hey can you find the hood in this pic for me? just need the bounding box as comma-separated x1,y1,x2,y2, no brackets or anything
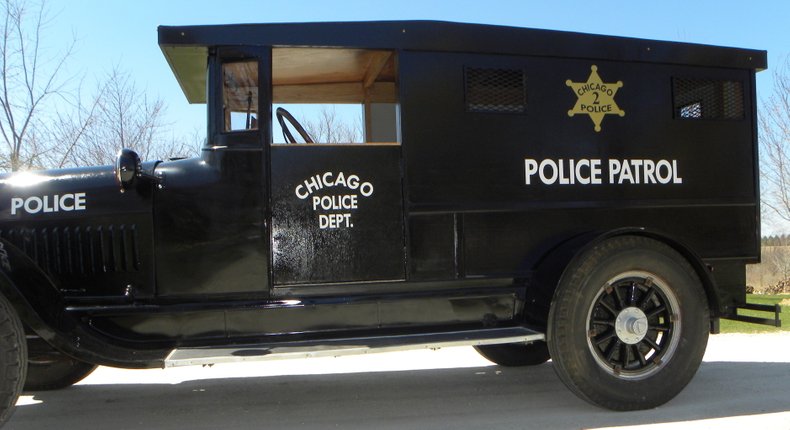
0,163,157,296
0,164,156,223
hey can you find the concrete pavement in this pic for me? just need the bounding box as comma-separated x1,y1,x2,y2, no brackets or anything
10,333,790,429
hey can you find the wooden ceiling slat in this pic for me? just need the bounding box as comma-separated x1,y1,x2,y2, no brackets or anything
273,82,397,104
272,48,397,103
363,52,393,89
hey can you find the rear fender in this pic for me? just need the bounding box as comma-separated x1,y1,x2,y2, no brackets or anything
527,228,718,326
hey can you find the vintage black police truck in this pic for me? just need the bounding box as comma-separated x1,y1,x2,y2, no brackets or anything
0,20,777,424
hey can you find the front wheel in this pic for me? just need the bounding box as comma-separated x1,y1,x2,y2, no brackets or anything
24,341,97,391
0,294,27,426
548,236,709,410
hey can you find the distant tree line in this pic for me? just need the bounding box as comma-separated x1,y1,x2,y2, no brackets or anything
0,0,198,173
749,235,790,292
761,235,790,246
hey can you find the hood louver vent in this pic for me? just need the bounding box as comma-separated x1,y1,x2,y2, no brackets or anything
0,224,141,275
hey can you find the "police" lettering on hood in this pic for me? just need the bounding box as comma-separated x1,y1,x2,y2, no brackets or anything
10,193,87,215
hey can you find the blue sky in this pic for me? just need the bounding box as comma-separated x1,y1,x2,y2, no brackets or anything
47,0,788,138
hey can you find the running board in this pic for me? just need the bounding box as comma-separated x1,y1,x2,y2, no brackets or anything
165,327,544,368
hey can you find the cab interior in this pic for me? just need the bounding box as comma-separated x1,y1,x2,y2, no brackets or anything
221,47,400,145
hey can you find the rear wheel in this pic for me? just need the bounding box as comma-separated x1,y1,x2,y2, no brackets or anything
474,341,550,366
0,294,27,426
24,340,97,391
548,236,709,410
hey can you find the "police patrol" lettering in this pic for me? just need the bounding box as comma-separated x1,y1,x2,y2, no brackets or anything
525,159,682,185
10,193,87,215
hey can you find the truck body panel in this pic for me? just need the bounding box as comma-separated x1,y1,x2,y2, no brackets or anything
0,20,768,370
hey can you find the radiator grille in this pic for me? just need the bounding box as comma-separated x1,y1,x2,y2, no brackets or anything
0,224,141,275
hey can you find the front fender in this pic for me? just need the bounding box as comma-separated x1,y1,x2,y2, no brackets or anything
0,238,68,342
0,238,166,368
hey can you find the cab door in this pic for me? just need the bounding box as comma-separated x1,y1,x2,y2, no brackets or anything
154,47,271,297
268,48,405,286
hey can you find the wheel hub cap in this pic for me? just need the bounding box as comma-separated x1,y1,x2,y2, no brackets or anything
615,307,649,344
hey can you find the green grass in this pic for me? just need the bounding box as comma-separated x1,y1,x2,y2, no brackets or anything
719,294,789,334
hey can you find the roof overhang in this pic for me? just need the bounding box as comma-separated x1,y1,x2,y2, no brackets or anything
158,21,768,103
161,45,208,104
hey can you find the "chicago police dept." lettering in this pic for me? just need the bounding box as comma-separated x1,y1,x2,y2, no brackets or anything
294,172,373,230
295,172,373,199
10,193,87,215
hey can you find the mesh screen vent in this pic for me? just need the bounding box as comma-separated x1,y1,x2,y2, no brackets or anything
465,67,526,114
673,78,744,120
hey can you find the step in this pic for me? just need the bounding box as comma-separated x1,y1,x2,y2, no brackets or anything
164,327,544,368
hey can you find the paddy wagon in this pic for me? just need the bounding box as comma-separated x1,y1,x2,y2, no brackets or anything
0,21,775,425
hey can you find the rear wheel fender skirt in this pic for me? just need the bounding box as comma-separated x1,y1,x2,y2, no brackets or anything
531,228,717,316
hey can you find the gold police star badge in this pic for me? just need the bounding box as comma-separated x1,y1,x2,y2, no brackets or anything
566,65,625,132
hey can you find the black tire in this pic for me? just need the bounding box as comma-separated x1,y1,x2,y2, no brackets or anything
474,341,550,366
548,236,709,411
24,351,97,391
0,294,27,426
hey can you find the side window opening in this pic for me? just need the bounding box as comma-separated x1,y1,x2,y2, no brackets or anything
271,48,399,145
274,104,363,144
223,60,259,132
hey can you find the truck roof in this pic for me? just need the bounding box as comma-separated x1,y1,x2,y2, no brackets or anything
158,20,767,104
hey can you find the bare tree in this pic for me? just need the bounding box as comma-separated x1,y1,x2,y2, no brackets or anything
0,0,72,171
303,105,363,143
0,0,196,171
47,79,101,167
63,67,196,167
760,57,790,222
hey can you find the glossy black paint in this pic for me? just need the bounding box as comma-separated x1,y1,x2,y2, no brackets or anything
400,52,756,208
270,145,404,285
0,165,156,298
396,48,760,312
153,150,268,297
408,214,457,280
153,47,270,298
0,21,767,368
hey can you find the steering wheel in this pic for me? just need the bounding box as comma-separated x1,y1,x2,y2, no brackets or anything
276,107,314,144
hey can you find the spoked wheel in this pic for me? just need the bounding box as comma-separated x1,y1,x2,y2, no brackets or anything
587,271,680,379
548,236,709,411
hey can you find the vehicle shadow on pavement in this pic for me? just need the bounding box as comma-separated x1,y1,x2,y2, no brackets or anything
10,361,790,430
